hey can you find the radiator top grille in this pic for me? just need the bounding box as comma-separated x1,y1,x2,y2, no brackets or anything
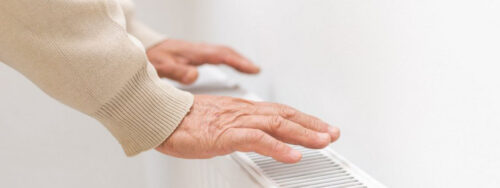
233,146,384,188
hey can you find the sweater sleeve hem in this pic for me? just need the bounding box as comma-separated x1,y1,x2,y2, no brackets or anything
93,64,194,156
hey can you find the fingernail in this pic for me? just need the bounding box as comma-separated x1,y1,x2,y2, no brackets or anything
288,150,302,161
328,126,340,142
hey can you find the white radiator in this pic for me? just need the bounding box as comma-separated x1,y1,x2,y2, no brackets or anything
231,146,385,188
145,67,385,188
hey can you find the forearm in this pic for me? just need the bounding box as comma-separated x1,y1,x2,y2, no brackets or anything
0,0,193,156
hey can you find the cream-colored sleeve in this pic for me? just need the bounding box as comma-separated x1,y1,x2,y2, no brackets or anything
119,0,166,48
0,0,194,156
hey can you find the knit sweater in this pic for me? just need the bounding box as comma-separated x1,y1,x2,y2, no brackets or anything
0,0,194,156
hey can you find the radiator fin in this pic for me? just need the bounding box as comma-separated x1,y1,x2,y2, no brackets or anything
233,145,384,188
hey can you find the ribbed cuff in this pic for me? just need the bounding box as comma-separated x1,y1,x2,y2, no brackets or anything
93,65,194,156
128,20,166,49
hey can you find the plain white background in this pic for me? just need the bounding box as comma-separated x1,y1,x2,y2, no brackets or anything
1,0,500,187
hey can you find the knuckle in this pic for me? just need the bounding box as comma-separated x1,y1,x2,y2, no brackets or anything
216,45,231,54
247,105,259,114
279,105,297,118
248,131,265,143
269,116,283,131
271,141,286,153
302,129,313,138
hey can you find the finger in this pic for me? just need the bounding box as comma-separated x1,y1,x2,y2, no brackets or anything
197,45,260,74
223,128,302,163
219,47,260,74
254,103,340,142
237,115,331,148
174,56,190,65
154,55,199,84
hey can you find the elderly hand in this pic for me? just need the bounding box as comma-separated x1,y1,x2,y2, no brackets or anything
156,95,340,163
146,39,260,84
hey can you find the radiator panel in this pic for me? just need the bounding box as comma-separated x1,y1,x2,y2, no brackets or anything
232,146,385,188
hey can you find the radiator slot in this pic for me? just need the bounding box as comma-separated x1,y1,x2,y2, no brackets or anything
232,145,385,188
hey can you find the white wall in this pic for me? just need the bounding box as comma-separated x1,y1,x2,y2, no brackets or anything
1,0,499,187
135,0,500,187
0,63,151,187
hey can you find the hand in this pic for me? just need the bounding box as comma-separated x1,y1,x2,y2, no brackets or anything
156,95,340,163
146,39,260,84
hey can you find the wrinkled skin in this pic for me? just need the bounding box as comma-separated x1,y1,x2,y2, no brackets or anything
156,95,340,163
148,40,340,163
